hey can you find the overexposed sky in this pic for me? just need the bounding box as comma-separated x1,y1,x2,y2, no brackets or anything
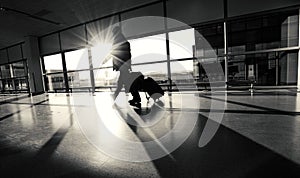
43,28,195,76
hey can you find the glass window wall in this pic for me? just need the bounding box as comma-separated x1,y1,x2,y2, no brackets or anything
43,54,63,73
65,48,89,71
0,65,11,78
228,55,246,81
169,29,195,59
68,70,91,88
45,73,65,91
279,51,298,85
39,8,300,92
91,43,113,68
224,10,299,86
129,34,167,64
228,11,299,52
12,61,26,77
0,61,28,93
94,68,118,87
132,63,168,83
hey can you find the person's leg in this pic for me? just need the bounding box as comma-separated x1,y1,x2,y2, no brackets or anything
113,71,124,100
129,90,141,107
114,67,131,99
130,90,141,102
113,81,122,100
129,76,141,104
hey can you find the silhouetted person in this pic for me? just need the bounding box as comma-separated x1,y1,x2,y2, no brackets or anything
109,26,141,106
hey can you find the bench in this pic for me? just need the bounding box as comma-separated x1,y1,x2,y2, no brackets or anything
226,79,256,91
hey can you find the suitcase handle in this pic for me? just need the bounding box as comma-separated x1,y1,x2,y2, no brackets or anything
144,92,150,100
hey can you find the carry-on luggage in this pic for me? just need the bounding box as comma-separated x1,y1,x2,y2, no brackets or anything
143,77,164,101
126,72,144,93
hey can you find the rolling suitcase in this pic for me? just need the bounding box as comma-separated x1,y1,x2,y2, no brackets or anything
143,77,164,101
127,72,144,93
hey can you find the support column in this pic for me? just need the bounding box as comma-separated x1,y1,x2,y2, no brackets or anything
23,36,45,95
297,9,300,91
85,24,95,94
163,0,172,91
61,52,70,93
223,0,228,89
88,48,95,93
275,52,279,86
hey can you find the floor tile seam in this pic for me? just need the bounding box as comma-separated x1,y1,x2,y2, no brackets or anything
198,112,300,165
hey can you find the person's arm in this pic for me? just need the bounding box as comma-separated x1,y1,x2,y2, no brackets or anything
113,74,123,100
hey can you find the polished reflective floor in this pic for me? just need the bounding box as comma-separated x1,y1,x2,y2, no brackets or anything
0,90,300,177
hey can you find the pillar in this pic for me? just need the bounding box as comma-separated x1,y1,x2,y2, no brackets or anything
23,36,45,95
297,9,300,91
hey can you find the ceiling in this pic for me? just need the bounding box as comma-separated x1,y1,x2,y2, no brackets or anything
0,0,151,49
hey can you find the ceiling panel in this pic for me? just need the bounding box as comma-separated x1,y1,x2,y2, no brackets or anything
0,0,151,48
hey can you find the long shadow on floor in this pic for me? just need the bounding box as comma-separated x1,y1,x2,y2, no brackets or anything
165,108,300,116
0,99,49,121
6,114,74,177
199,94,300,116
129,105,300,178
0,94,29,106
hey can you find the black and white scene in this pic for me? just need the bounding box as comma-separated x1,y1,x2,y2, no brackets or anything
0,0,300,177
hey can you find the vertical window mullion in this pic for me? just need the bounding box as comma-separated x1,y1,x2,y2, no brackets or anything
59,32,70,93
85,24,95,93
163,0,172,91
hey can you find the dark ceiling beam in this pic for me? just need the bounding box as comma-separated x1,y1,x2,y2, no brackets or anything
40,0,166,37
1,6,61,25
